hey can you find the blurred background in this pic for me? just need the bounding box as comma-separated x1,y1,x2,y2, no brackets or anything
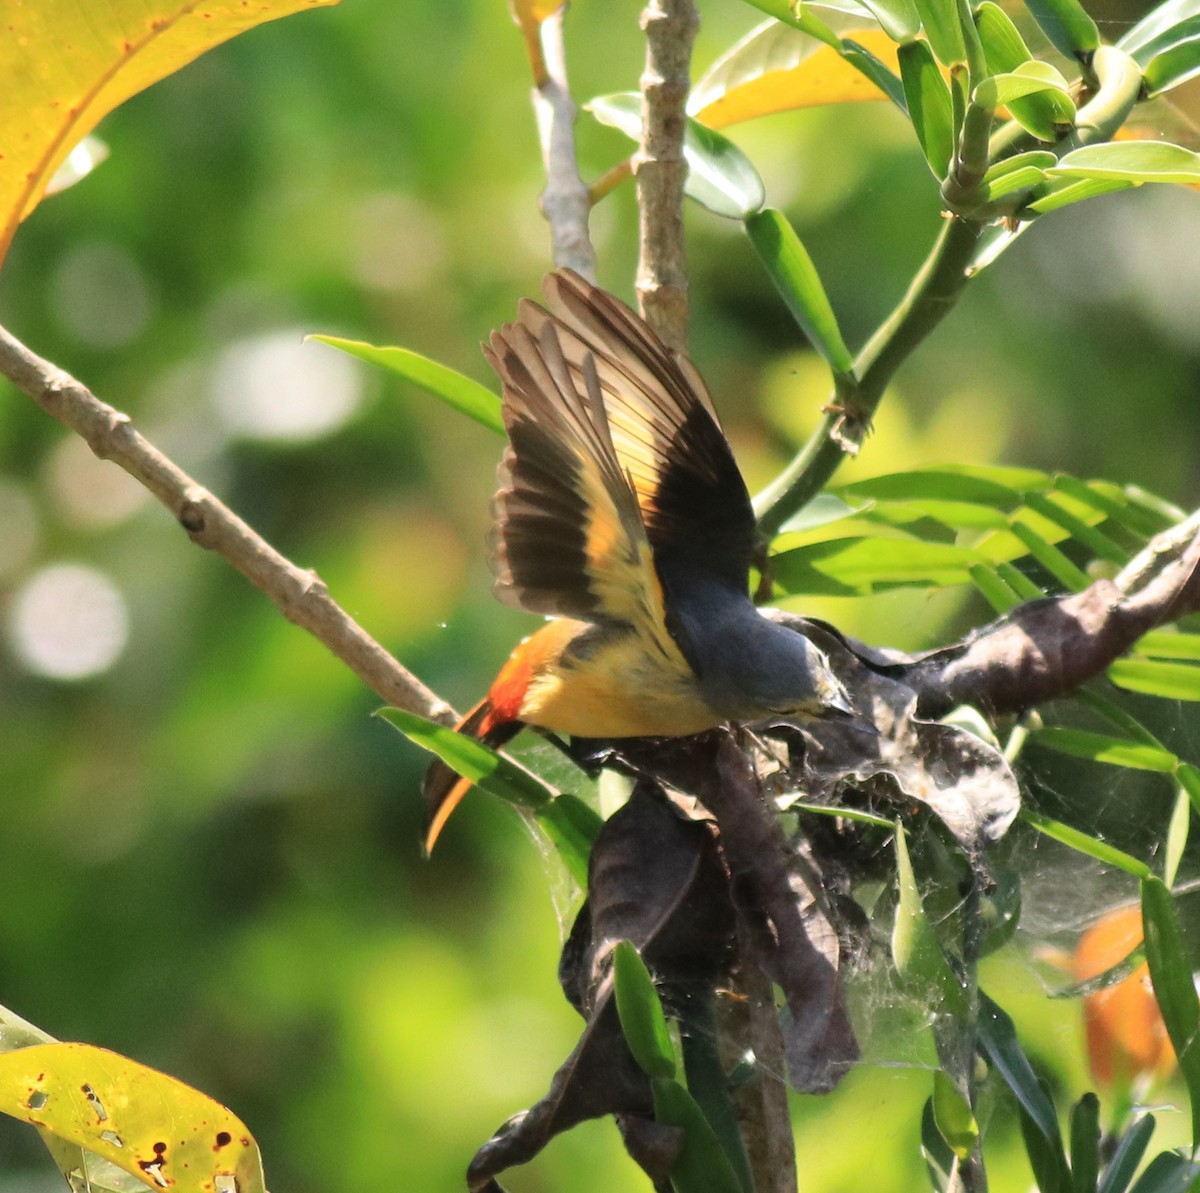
2,0,1200,1189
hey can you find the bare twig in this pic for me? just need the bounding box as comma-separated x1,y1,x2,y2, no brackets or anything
519,4,596,279
635,0,698,349
0,323,455,725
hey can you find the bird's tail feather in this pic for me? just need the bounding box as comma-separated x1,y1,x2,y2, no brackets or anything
422,699,521,854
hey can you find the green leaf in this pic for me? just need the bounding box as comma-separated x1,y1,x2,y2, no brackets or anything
1095,1115,1155,1193
994,560,1045,601
1144,33,1200,94
1119,0,1200,61
376,707,554,809
922,1097,957,1192
976,2,1033,70
912,0,966,64
744,209,854,373
892,826,968,1014
971,563,1022,613
972,62,1076,139
739,0,844,47
771,536,981,595
1020,809,1152,878
840,468,1023,505
980,150,1056,200
1025,176,1137,215
855,0,921,41
1008,520,1091,590
1136,631,1200,661
932,1071,979,1159
1126,12,1200,62
1050,141,1200,185
613,941,677,1081
1141,876,1200,1148
311,336,503,434
974,61,1072,108
1048,943,1143,999
1069,1093,1101,1193
1165,785,1190,889
1023,491,1129,563
651,1077,745,1193
978,992,1066,1148
1128,1151,1200,1193
534,794,602,887
1109,658,1200,702
1023,0,1099,59
1026,727,1179,774
588,93,766,218
899,40,956,177
841,38,910,110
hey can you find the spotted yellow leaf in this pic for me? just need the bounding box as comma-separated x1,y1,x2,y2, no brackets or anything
0,1043,266,1193
690,19,899,129
0,0,339,267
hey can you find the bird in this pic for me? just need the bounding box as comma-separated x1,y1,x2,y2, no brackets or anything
422,269,856,852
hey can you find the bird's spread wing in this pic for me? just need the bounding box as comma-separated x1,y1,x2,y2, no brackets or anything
486,269,757,645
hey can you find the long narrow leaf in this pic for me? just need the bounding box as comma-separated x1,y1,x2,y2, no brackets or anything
745,208,854,373
1109,659,1200,702
311,336,503,434
1141,876,1200,1148
912,0,966,64
1069,1093,1101,1193
1024,0,1099,58
1144,34,1200,94
1050,141,1200,184
899,40,956,176
1027,727,1179,774
1096,1116,1156,1193
614,941,677,1080
1020,809,1152,878
978,992,1065,1146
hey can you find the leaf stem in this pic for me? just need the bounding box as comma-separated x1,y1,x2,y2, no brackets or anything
754,215,984,537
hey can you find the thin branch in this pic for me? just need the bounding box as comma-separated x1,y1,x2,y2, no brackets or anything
635,0,698,349
521,5,596,279
0,323,456,725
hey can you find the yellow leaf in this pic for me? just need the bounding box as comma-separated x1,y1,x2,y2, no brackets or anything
0,0,339,267
0,1042,266,1193
690,20,898,130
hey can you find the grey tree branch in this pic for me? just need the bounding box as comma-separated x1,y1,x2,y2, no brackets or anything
635,0,697,349
0,323,456,726
523,5,596,279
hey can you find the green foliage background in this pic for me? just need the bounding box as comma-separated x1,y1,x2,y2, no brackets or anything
1,0,1200,1189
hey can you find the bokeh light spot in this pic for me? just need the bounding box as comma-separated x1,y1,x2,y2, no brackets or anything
211,331,364,441
51,241,155,349
46,436,152,529
8,563,129,680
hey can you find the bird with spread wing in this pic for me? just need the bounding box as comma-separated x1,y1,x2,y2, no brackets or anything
423,269,856,851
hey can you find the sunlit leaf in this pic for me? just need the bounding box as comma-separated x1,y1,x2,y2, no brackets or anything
771,536,981,594
613,941,676,1081
1108,658,1200,701
0,1043,265,1193
1024,176,1137,214
840,39,910,109
376,708,553,809
840,467,1023,505
899,40,956,177
738,0,844,47
1119,0,1200,61
534,795,602,887
0,0,337,268
690,19,901,128
971,563,1022,612
744,208,854,373
1020,809,1152,878
1023,0,1099,59
1141,876,1200,1148
1008,520,1090,590
973,62,1076,139
311,336,503,434
976,2,1034,71
1027,727,1178,774
912,0,966,65
588,94,766,218
1144,34,1200,95
1050,141,1200,184
932,1071,978,1159
1136,631,1200,660
1165,786,1190,888
981,151,1056,201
